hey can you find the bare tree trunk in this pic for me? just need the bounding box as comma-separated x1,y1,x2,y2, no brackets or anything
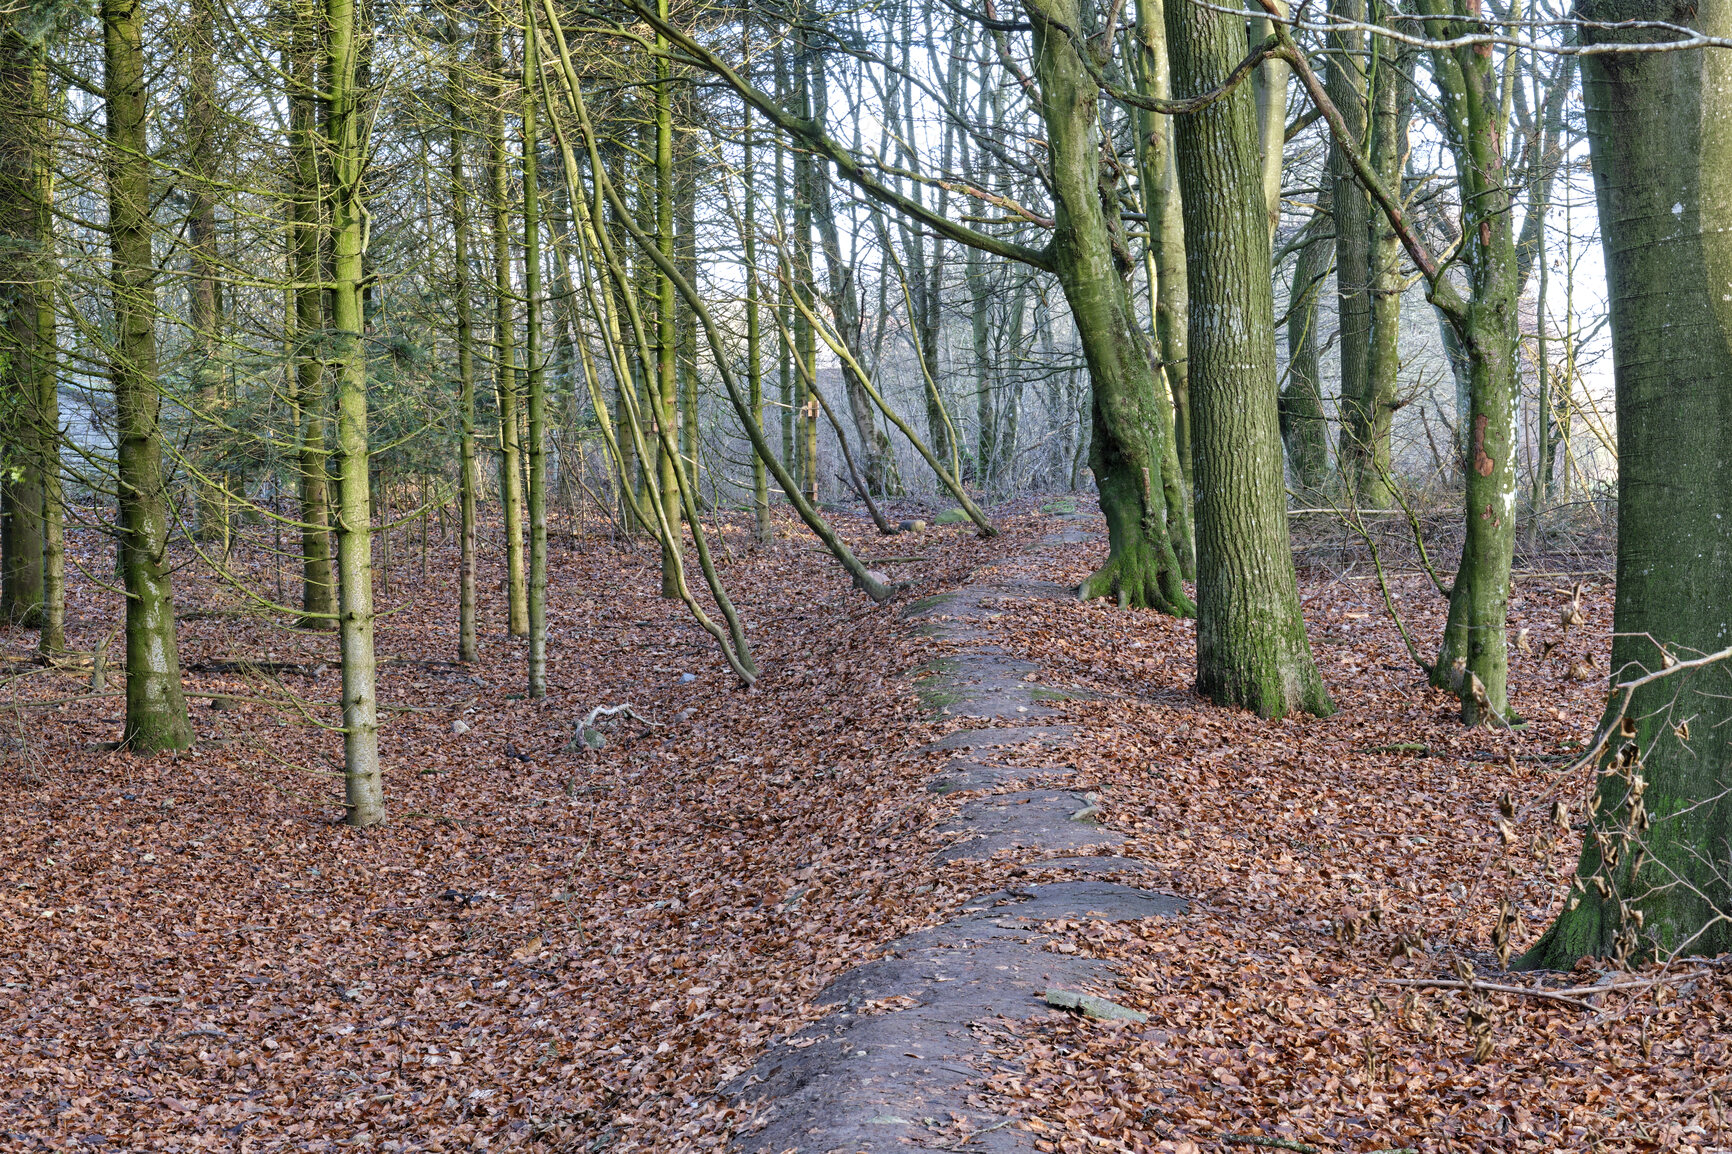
324,0,383,824
487,13,529,633
445,27,479,662
1165,0,1333,717
289,0,335,630
523,16,548,698
104,0,194,752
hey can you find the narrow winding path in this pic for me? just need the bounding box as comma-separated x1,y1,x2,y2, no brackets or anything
726,519,1186,1152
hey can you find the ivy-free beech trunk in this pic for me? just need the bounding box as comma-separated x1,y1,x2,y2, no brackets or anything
1166,0,1332,717
324,0,383,825
1524,0,1732,967
104,0,193,752
1025,0,1192,616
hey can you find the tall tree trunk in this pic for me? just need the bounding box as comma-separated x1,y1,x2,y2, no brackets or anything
1,27,49,632
1327,0,1373,494
791,34,818,503
1351,19,1411,507
652,0,684,593
1280,191,1333,489
1524,0,1732,966
969,240,995,490
188,0,228,546
742,36,772,541
445,31,479,662
1424,28,1521,726
1165,0,1333,717
522,17,548,699
324,0,383,825
288,0,335,630
1023,0,1192,616
487,14,529,633
675,114,700,496
103,0,194,752
1132,0,1195,574
1250,0,1290,243
29,44,62,655
773,38,795,480
809,52,901,496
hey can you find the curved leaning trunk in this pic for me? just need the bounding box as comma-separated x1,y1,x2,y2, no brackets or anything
1525,0,1732,967
1025,0,1192,617
1165,0,1333,718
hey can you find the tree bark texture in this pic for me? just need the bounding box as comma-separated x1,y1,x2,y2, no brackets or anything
104,0,195,752
1025,0,1192,616
1525,0,1732,967
325,0,384,825
1165,0,1333,717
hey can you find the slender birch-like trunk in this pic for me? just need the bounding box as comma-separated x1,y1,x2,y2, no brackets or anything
324,0,383,824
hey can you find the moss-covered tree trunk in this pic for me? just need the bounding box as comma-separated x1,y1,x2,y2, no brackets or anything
1420,8,1521,726
104,0,194,752
28,42,62,655
1,28,50,633
324,0,383,826
1524,0,1732,967
1024,0,1191,616
288,0,335,631
1165,0,1333,717
1133,0,1194,515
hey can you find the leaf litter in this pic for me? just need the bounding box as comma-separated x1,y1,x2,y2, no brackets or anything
0,500,1725,1153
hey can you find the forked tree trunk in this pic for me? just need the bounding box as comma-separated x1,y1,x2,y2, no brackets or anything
1165,0,1333,717
104,0,194,752
1524,0,1732,967
1024,0,1192,616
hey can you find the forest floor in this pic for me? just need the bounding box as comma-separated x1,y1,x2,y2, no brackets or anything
1,498,1728,1153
